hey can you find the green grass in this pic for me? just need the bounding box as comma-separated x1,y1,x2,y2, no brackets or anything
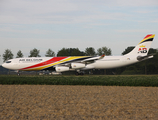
0,75,158,86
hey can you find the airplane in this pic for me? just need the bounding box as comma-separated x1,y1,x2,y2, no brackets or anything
2,34,155,75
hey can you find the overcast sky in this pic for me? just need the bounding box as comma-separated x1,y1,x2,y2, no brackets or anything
0,0,158,64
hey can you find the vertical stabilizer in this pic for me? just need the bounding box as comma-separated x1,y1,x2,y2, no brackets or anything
125,34,155,56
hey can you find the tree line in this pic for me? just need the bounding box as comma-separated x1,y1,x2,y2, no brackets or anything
2,46,111,62
2,46,158,75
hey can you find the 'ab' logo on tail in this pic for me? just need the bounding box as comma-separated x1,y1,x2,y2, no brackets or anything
138,45,147,53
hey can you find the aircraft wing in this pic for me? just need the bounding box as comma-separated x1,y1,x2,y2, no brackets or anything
56,55,105,67
81,54,105,64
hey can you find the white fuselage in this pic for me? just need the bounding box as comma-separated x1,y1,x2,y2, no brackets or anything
2,55,138,71
84,55,138,69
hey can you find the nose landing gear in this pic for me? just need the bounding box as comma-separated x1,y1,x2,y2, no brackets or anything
17,70,20,76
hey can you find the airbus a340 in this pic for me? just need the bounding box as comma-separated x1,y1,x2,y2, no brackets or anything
2,34,155,74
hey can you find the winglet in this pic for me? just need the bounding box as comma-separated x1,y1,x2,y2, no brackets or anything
99,54,105,59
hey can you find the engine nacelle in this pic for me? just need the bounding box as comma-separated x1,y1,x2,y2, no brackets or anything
71,63,85,69
55,66,69,72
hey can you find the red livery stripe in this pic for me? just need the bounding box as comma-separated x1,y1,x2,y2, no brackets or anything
144,34,152,39
21,57,67,70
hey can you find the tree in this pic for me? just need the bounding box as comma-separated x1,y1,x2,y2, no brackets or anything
96,46,111,75
45,49,55,57
57,48,85,56
28,48,41,57
3,49,14,62
120,47,158,75
142,48,158,74
97,46,112,56
70,48,85,56
16,50,24,58
122,46,135,55
85,47,96,56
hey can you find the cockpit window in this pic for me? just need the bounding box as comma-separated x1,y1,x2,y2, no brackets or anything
6,61,11,63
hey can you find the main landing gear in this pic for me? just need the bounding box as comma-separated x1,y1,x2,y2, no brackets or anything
75,70,84,75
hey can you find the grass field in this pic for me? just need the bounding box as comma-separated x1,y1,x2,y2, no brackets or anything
0,75,158,86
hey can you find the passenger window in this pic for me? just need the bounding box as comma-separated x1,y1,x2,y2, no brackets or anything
6,61,11,63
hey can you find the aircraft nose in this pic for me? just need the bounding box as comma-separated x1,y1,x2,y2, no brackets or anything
2,63,7,68
2,61,18,70
2,63,12,70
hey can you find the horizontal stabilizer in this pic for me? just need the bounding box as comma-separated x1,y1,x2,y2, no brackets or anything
137,53,156,61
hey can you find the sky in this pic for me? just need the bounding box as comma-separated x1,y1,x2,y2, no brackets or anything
0,0,158,65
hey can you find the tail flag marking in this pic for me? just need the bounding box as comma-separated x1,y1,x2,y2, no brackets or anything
138,34,155,45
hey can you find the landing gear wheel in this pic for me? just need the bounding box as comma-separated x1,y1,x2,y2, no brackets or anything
75,71,84,75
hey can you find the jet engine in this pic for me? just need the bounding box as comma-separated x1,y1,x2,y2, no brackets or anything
55,66,69,72
71,63,85,69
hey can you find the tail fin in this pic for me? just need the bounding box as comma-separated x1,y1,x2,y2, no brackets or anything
125,34,155,56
